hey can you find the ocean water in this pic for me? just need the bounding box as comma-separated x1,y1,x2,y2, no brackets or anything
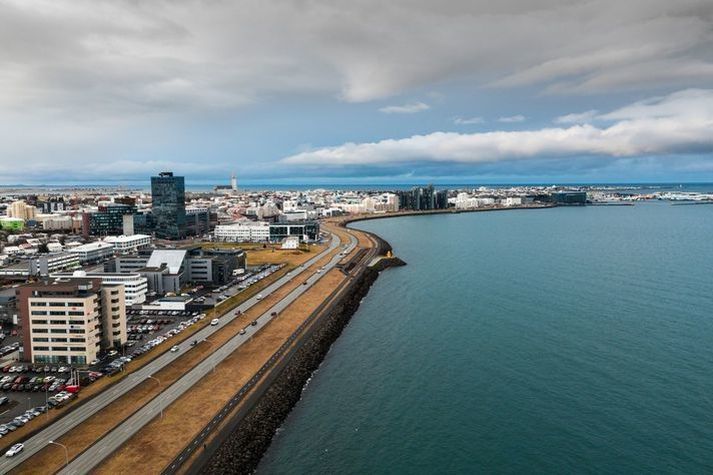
259,202,713,474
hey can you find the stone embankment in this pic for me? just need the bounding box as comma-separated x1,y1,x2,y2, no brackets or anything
200,228,403,475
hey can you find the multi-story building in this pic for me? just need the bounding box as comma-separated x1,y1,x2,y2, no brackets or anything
107,246,245,293
30,253,80,276
83,203,137,237
69,241,115,263
214,221,271,242
16,278,127,364
0,252,80,279
269,221,320,242
552,192,587,205
6,201,37,221
214,220,319,243
186,207,211,236
395,185,449,211
40,215,75,231
36,197,66,214
151,172,186,240
52,271,148,305
103,234,152,254
0,288,17,326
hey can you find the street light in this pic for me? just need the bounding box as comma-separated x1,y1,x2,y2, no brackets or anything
48,440,69,467
147,375,163,420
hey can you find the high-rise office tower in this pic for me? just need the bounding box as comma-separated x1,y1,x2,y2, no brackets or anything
150,171,186,240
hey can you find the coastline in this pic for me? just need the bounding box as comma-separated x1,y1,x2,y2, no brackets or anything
194,205,550,474
195,226,402,474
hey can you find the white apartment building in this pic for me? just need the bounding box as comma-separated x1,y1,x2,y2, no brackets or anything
69,241,115,263
214,221,271,242
53,270,148,305
454,194,497,209
104,234,152,254
33,253,80,276
503,197,523,207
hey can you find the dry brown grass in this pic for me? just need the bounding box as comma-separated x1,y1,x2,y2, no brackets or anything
9,239,343,475
95,270,346,473
0,247,329,453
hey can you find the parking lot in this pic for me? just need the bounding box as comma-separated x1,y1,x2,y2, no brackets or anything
195,264,284,307
0,364,81,425
0,264,286,433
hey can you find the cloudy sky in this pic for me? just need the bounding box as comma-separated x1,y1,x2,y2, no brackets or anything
2,0,713,185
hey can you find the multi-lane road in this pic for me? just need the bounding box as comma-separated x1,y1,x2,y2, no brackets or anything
0,232,352,474
58,231,357,474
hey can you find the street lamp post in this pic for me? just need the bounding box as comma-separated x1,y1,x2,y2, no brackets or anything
147,375,163,420
48,440,69,467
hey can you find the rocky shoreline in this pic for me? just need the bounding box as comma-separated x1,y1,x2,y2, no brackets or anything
200,228,404,474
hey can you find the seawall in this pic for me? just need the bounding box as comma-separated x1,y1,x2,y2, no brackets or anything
198,229,402,474
195,208,547,473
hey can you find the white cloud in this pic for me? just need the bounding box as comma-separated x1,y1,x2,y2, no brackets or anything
1,0,712,115
282,89,713,167
379,102,430,114
498,115,525,123
454,117,485,125
1,1,713,178
554,110,599,124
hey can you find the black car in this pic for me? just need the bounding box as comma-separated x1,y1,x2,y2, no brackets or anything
251,320,258,326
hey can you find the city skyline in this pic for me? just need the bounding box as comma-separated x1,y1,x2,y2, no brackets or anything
1,1,713,184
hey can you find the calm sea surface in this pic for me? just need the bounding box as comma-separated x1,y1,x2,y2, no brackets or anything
259,202,713,474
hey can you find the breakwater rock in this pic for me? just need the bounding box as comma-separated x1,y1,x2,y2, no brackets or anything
201,257,402,474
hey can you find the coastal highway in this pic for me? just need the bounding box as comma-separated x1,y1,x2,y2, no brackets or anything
58,231,358,474
0,233,344,474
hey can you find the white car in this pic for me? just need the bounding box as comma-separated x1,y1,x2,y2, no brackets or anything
5,443,23,457
170,346,179,352
256,294,263,300
210,319,220,326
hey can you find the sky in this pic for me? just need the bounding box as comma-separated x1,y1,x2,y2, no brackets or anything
1,0,713,185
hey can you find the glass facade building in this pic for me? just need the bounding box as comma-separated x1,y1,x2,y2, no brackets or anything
85,203,136,236
269,221,320,242
151,172,187,240
396,185,449,211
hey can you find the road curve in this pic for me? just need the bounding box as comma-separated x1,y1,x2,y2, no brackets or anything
0,234,342,474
